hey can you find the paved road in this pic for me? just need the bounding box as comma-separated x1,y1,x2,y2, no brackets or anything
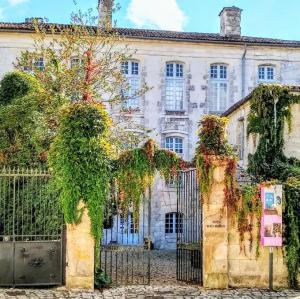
0,286,300,299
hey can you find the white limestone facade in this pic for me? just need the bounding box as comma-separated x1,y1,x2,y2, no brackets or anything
1,6,300,249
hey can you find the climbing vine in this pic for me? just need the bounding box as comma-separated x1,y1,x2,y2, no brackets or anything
49,102,113,244
49,105,187,243
247,84,300,181
113,139,188,218
236,184,261,256
247,84,300,288
195,115,261,258
196,115,235,202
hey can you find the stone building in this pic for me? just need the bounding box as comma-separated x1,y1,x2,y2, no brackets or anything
1,2,300,249
222,86,300,168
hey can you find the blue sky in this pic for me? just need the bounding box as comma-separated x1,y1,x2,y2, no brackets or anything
0,0,300,40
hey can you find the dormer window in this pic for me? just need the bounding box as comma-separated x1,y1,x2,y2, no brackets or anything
165,62,185,112
258,65,275,82
121,60,140,109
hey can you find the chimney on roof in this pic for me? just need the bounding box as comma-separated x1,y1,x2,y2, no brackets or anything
98,0,113,28
219,6,242,37
25,17,44,24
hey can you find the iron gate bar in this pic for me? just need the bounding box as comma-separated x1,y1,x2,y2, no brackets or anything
100,188,151,286
0,167,64,287
177,168,202,285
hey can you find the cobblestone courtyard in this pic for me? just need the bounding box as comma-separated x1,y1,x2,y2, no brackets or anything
0,286,300,299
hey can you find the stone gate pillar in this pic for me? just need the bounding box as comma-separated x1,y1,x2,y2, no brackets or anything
66,202,95,290
202,158,229,289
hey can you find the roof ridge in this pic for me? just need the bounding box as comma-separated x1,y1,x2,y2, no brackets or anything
0,22,300,46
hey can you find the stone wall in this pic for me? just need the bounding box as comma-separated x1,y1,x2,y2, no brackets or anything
203,159,300,289
228,225,289,288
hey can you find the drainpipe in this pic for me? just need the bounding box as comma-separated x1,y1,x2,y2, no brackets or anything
241,43,247,98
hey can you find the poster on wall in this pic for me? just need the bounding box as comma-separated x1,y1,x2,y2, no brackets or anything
260,185,283,247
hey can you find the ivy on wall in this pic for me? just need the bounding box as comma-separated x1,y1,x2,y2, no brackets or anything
195,115,235,202
247,84,300,181
113,139,188,218
247,84,300,288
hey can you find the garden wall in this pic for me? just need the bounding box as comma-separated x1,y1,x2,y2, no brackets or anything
228,219,289,288
203,160,300,289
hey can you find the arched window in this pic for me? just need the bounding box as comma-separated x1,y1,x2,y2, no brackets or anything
258,65,275,82
209,64,228,113
165,212,183,234
165,136,183,156
121,60,140,109
165,62,185,112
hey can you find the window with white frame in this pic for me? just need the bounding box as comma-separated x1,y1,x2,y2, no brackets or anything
165,62,185,111
209,64,228,113
33,57,45,71
121,60,140,109
71,56,82,68
165,136,183,156
258,65,275,82
165,212,183,234
120,213,138,234
24,57,45,72
236,119,245,160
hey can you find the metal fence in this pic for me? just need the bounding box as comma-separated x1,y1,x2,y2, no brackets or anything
177,169,202,285
0,168,64,287
100,192,151,285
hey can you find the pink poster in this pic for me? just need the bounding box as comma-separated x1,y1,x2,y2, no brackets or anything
260,185,283,247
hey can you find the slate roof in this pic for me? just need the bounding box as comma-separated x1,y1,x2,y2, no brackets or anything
222,85,300,117
1,22,300,47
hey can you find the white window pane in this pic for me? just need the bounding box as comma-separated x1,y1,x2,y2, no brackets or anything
165,79,184,111
121,61,129,75
131,62,139,75
165,137,183,155
219,82,228,112
71,57,78,68
176,63,183,77
220,65,227,79
267,67,274,80
123,77,140,109
121,60,140,109
210,65,218,79
34,57,44,71
166,63,174,77
258,67,265,80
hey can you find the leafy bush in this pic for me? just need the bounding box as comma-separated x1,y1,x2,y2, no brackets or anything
196,115,234,156
94,268,112,289
49,102,113,243
0,71,39,105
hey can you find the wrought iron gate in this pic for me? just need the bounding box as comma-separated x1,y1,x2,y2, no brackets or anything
100,192,151,285
0,168,64,287
177,169,202,284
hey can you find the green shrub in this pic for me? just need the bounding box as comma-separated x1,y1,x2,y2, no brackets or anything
0,71,39,105
94,268,112,289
